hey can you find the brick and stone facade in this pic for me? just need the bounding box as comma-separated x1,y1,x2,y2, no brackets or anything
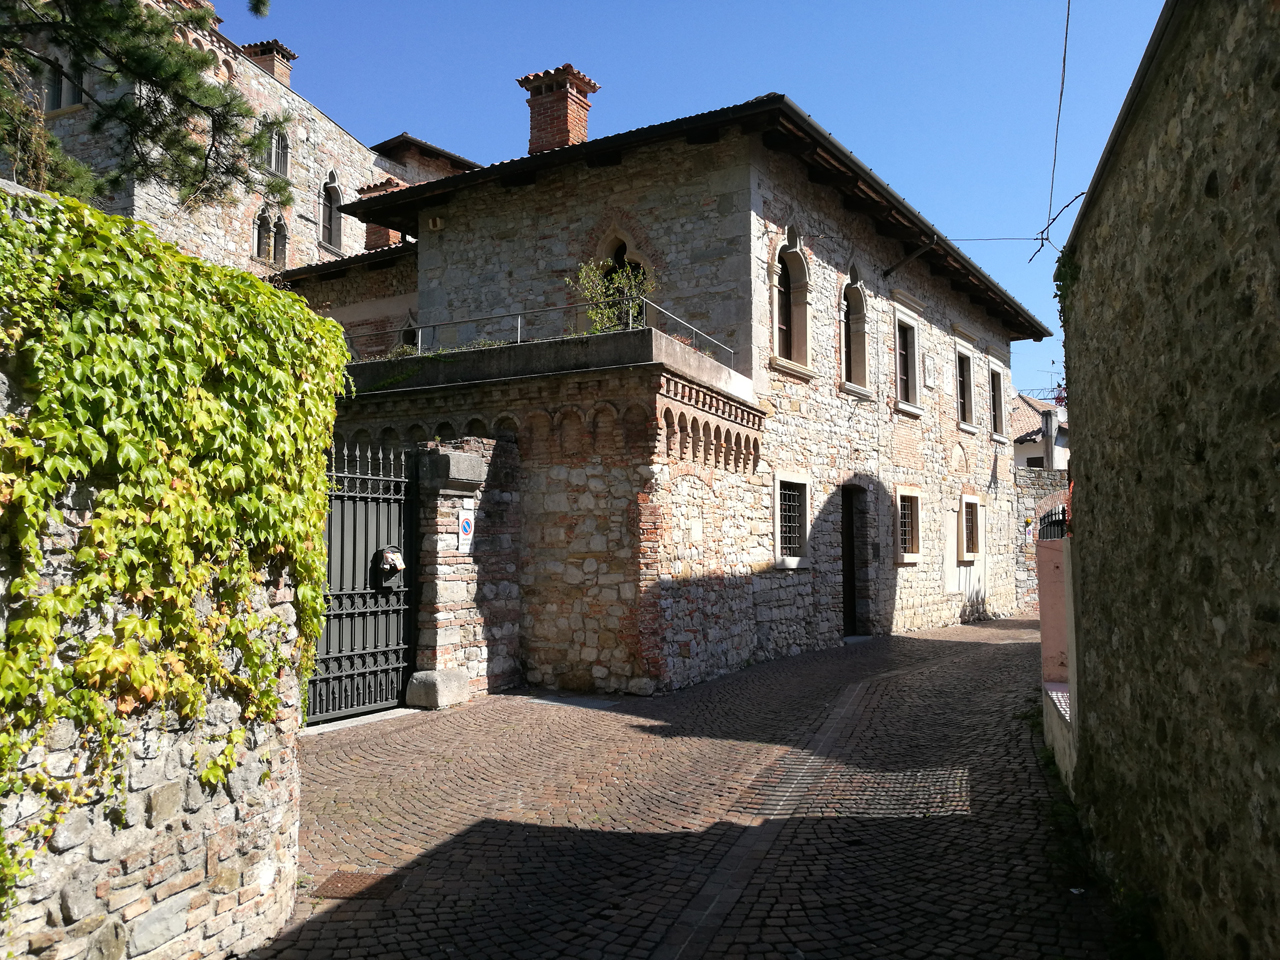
1060,2,1280,957
39,1,474,278
303,87,1050,699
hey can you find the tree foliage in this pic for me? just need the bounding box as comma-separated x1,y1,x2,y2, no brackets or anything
0,0,288,204
0,189,346,918
566,259,655,334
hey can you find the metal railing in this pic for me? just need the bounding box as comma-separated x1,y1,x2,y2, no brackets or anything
345,296,734,366
1038,505,1067,540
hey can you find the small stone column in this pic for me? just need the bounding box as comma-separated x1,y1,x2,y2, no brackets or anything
406,439,522,709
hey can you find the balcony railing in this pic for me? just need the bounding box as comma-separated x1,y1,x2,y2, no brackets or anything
345,296,734,366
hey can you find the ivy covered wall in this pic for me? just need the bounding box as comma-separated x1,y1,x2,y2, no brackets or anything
0,182,346,958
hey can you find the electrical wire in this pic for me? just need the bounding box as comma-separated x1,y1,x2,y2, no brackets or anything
1030,0,1073,263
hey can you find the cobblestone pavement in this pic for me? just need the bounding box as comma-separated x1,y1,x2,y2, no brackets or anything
257,620,1111,959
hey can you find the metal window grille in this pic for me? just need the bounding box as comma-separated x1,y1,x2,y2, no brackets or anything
779,481,804,557
899,496,917,555
964,501,979,554
273,132,289,176
957,353,971,423
272,221,287,266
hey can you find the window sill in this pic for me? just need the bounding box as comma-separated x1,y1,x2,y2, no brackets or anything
991,432,1010,445
839,381,873,400
958,554,978,565
896,553,920,566
894,399,924,418
317,240,344,256
769,356,817,381
44,103,85,120
774,556,811,570
251,256,284,270
958,421,979,435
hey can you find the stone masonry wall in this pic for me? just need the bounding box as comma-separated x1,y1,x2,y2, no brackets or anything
1064,4,1280,958
1013,467,1069,611
287,249,418,360
748,140,1019,632
412,131,753,374
415,438,523,699
334,364,660,695
42,15,443,278
2,525,302,960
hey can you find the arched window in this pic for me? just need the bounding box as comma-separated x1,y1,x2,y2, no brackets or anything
320,173,342,248
272,217,288,266
772,229,810,367
843,284,868,389
777,256,794,360
254,209,272,260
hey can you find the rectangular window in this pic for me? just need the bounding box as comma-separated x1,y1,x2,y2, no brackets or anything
958,495,980,562
956,351,973,424
897,323,916,403
775,477,810,568
68,66,83,105
779,482,803,557
990,369,1004,434
898,493,920,562
1026,456,1045,469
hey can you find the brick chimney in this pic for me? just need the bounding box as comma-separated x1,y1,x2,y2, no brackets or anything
241,39,297,87
516,64,600,154
357,177,405,250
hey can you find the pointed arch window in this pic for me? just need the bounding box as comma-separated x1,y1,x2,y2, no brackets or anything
320,173,342,249
272,217,288,266
843,284,868,389
771,229,811,371
777,256,794,360
254,209,272,260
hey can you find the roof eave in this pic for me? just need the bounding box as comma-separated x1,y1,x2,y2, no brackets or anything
344,93,1050,342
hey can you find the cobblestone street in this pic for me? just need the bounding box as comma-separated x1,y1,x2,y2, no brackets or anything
258,620,1110,960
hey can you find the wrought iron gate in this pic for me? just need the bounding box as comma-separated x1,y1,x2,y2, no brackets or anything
308,444,417,724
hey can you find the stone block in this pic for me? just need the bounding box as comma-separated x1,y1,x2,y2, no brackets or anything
127,890,191,956
627,677,657,696
49,809,90,852
145,782,183,828
420,451,486,495
405,669,471,709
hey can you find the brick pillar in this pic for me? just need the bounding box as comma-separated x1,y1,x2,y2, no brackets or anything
406,439,522,709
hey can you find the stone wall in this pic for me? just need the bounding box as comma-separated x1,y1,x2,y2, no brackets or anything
2,550,302,960
1013,467,1069,611
1063,3,1280,958
41,12,447,278
409,438,524,707
287,248,419,360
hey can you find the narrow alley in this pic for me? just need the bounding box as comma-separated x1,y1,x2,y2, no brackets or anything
260,620,1109,960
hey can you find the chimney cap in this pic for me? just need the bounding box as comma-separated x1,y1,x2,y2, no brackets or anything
241,39,298,62
516,63,599,96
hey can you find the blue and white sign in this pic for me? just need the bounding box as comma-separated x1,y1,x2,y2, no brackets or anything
458,510,475,552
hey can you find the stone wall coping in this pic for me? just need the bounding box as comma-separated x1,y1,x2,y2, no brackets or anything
344,326,759,407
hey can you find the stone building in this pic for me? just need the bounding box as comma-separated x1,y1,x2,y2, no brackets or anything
39,0,475,277
1009,394,1070,609
1057,1,1280,957
284,67,1052,703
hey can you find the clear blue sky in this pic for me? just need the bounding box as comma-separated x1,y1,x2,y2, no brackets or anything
219,0,1164,394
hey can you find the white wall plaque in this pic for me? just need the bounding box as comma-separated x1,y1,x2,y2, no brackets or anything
458,509,475,552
